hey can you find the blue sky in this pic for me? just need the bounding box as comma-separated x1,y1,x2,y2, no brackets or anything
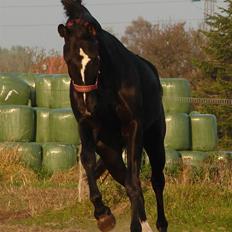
0,0,226,52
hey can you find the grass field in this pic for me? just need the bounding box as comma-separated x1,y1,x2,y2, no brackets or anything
0,150,232,232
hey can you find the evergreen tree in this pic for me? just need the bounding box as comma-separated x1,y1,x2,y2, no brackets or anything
197,0,232,148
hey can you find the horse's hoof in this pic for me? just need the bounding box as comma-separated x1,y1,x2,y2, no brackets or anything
97,213,116,232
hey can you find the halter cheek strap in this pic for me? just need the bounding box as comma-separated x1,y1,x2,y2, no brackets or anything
72,79,98,93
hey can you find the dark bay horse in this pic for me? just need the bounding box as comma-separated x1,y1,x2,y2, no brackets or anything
58,0,168,231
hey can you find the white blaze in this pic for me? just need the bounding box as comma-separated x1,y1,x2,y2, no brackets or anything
80,48,91,84
79,48,91,112
141,221,154,232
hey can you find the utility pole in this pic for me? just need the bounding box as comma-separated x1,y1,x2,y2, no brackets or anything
204,0,216,30
192,0,216,29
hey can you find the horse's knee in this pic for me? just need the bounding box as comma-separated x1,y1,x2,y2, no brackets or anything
125,184,140,199
125,177,141,197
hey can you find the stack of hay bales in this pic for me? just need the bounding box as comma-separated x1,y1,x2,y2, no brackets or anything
0,73,79,174
34,74,80,173
160,78,219,172
0,73,225,175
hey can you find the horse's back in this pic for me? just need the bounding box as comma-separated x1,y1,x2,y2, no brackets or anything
99,30,164,130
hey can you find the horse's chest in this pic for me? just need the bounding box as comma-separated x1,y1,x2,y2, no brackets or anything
95,106,119,128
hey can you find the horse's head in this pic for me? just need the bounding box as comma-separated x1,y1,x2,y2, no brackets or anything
58,0,102,116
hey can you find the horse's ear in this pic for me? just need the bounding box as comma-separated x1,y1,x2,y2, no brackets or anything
58,24,67,38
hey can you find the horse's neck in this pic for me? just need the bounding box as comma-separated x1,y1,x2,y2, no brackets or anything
98,30,131,76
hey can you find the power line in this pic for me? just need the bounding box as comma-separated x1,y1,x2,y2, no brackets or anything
0,18,204,28
0,4,60,8
0,0,226,8
87,1,189,6
0,1,207,9
0,24,57,28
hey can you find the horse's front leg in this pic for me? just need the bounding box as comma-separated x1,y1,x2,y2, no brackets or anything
79,124,115,232
124,120,148,232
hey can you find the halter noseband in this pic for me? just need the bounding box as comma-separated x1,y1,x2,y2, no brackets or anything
72,78,98,93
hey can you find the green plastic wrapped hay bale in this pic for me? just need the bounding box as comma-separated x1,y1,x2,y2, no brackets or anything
51,75,71,108
189,111,200,116
17,143,42,171
0,142,42,171
0,105,35,142
35,75,53,107
42,143,77,173
50,108,80,145
190,114,218,151
164,113,190,150
34,108,50,143
16,73,36,88
0,75,30,105
180,151,209,168
16,73,37,106
161,78,191,113
165,149,182,174
223,151,232,159
35,74,71,108
0,72,16,77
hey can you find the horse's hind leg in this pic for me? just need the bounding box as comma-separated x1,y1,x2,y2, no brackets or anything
97,140,151,232
144,123,168,232
122,120,148,232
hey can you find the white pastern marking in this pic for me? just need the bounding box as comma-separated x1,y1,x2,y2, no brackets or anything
141,221,154,232
80,48,91,84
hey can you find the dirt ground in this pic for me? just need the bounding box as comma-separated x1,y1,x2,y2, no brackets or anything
0,207,131,232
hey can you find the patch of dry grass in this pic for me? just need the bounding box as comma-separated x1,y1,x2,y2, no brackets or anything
48,166,80,186
0,146,83,220
0,147,232,231
165,159,232,190
0,144,38,185
0,185,80,216
0,225,86,232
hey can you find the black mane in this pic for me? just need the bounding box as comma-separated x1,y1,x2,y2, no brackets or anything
61,0,102,31
61,0,83,18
